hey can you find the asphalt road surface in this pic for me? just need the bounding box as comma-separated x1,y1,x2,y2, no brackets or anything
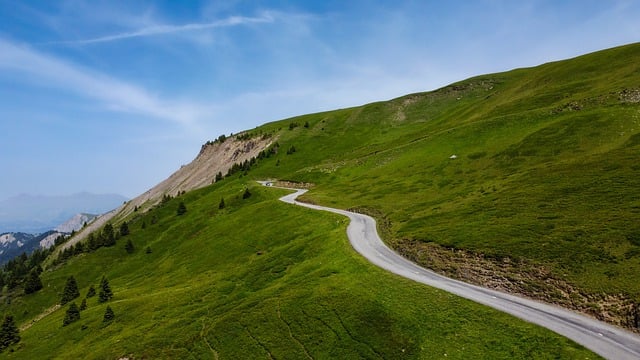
264,183,640,359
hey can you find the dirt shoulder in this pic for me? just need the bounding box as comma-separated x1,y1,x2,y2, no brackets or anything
393,237,640,332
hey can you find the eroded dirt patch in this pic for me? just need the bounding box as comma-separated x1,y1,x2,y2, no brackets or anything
393,238,640,332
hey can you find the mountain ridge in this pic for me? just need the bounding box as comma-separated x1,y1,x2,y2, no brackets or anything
2,42,639,358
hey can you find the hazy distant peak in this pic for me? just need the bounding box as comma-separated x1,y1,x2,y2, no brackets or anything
0,192,127,234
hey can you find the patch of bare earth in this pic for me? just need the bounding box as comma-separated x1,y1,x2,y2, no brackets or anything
274,180,314,189
394,238,640,333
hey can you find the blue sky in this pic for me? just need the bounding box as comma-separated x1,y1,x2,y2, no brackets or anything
1,0,639,200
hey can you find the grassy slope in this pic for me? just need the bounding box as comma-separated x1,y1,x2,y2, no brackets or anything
248,43,640,300
1,181,594,358
3,43,638,358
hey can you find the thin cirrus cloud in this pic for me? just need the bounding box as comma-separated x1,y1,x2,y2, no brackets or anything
0,37,209,127
52,13,275,45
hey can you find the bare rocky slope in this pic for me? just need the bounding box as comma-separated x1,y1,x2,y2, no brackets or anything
61,135,274,250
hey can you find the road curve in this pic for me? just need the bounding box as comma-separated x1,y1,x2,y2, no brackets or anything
262,183,640,360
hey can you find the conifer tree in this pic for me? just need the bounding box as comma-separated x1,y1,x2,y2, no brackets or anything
87,233,98,251
60,276,80,305
62,302,80,326
24,269,43,294
218,198,225,209
86,285,96,298
102,223,116,247
176,202,187,216
242,188,252,199
119,221,130,237
145,246,152,254
0,315,20,351
103,306,115,323
79,298,87,311
125,239,134,254
98,276,113,303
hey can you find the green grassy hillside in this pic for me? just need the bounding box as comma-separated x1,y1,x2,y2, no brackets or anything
244,43,640,327
2,43,639,358
0,181,594,358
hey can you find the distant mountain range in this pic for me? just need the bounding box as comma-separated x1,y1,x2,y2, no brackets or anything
0,192,127,234
0,213,100,264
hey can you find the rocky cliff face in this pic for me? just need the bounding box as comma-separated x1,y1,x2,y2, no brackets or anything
62,135,274,250
55,213,97,233
124,135,273,213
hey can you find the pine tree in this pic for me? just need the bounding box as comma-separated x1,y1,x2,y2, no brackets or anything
218,198,225,209
125,239,134,254
102,223,116,247
24,269,43,294
79,298,87,311
119,221,130,237
86,285,96,298
60,276,80,305
62,302,80,326
103,306,115,323
145,246,152,254
0,315,20,351
87,233,98,251
242,188,252,199
176,202,187,216
98,277,113,303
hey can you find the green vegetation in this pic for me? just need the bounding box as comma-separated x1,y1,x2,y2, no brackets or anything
243,43,640,325
23,269,43,295
102,306,114,323
176,202,187,216
60,276,79,305
124,239,134,254
98,277,113,303
0,315,20,352
62,303,80,327
0,180,594,358
2,43,638,358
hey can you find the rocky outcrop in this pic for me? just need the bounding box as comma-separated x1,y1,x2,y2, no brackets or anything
55,213,97,233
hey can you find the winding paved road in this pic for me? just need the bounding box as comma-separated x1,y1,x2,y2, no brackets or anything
262,183,640,359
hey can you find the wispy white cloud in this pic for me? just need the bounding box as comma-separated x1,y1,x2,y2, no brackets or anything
51,13,275,45
0,38,211,127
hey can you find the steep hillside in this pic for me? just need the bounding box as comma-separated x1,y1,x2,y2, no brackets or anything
0,182,593,359
245,42,640,329
61,135,274,251
2,43,639,358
